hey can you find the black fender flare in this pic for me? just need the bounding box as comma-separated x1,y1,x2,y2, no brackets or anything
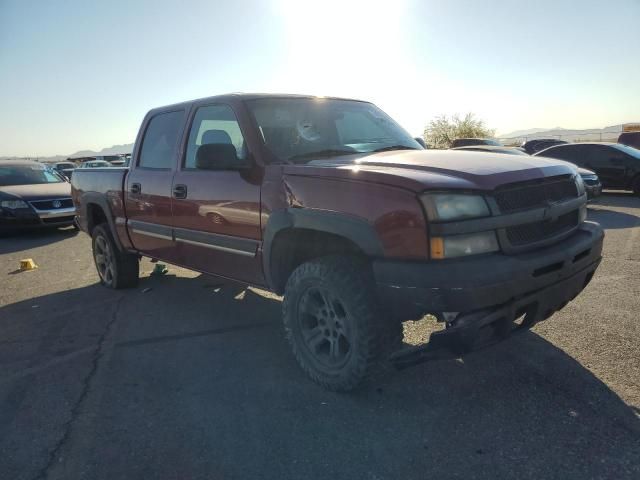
262,209,384,291
80,192,125,252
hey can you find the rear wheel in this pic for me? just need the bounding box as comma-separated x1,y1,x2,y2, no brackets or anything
92,223,139,289
283,255,384,391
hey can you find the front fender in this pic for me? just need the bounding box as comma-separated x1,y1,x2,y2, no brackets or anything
262,208,384,290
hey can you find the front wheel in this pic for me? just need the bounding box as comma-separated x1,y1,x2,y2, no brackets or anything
283,255,384,391
92,223,139,289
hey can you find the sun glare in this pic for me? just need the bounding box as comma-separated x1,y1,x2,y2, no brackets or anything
274,0,409,98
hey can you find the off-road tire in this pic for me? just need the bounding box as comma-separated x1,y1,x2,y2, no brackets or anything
92,223,139,289
282,255,385,391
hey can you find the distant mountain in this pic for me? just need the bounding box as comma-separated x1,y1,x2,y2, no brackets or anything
1,143,134,163
499,127,564,138
499,124,630,143
67,143,134,159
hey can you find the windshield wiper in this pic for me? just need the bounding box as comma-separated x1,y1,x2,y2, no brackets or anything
288,149,360,163
372,145,419,153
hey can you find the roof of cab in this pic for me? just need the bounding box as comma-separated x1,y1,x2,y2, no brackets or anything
148,92,371,114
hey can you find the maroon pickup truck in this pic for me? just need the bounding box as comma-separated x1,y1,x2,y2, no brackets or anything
72,94,604,391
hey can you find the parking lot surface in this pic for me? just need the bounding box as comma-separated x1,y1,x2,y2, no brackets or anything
1,193,639,480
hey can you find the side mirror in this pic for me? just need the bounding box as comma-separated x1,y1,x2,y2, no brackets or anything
414,137,427,149
195,143,248,170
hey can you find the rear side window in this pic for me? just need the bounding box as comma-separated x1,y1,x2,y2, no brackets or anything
138,111,184,169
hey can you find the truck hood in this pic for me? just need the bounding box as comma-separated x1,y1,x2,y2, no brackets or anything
282,150,577,192
0,182,72,201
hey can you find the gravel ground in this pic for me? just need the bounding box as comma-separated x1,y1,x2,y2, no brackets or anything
0,192,639,480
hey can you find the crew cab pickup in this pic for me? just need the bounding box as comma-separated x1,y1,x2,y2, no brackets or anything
72,94,604,391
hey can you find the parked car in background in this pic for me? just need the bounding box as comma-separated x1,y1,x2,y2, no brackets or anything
534,142,640,195
453,145,601,200
0,160,77,232
109,155,132,167
72,93,603,391
618,131,640,150
451,145,528,156
578,169,602,200
79,160,112,169
451,138,502,148
521,138,568,155
110,154,132,167
53,161,76,179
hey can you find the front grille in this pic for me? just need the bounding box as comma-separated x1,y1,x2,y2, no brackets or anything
29,198,74,210
506,210,579,246
494,175,578,213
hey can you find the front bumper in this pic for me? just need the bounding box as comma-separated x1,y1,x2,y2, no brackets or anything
0,206,76,230
374,221,604,366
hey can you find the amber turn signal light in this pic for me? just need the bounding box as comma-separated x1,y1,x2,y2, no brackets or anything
430,237,445,259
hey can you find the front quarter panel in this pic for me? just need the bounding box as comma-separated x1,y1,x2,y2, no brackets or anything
279,174,429,259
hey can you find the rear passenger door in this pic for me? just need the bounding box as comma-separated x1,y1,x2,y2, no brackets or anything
588,145,627,188
125,110,184,262
170,103,264,285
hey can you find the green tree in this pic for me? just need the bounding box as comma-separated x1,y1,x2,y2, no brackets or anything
423,113,495,149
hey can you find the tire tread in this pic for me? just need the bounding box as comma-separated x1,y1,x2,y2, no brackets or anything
282,255,385,391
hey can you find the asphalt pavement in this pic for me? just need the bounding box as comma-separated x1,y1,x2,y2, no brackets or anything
1,193,639,480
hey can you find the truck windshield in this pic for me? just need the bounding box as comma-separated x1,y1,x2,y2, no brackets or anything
245,98,422,163
0,165,64,186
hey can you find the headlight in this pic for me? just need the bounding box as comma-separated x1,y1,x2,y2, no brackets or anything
0,199,29,209
574,174,586,196
421,194,490,221
430,231,499,259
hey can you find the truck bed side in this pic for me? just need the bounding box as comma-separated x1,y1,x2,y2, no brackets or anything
71,168,133,251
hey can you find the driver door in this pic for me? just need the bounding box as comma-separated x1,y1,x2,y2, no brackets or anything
170,103,264,285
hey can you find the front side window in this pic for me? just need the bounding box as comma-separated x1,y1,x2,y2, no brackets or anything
138,110,184,169
246,98,421,163
0,164,64,186
184,104,247,169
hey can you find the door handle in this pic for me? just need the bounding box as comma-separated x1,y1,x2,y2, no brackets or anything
130,183,141,194
173,184,188,199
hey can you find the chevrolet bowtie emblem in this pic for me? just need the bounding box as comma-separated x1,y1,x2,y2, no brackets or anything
544,200,559,221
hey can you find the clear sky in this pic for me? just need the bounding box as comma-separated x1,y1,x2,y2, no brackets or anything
1,0,639,156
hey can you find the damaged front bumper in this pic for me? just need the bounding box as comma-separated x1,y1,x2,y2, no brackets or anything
374,221,604,368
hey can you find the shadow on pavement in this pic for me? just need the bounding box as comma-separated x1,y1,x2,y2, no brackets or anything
592,191,640,208
0,272,638,479
587,208,639,229
0,227,79,255
586,193,640,230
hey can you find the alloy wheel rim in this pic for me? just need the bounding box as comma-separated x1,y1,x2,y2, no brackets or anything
297,286,352,369
94,235,114,285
